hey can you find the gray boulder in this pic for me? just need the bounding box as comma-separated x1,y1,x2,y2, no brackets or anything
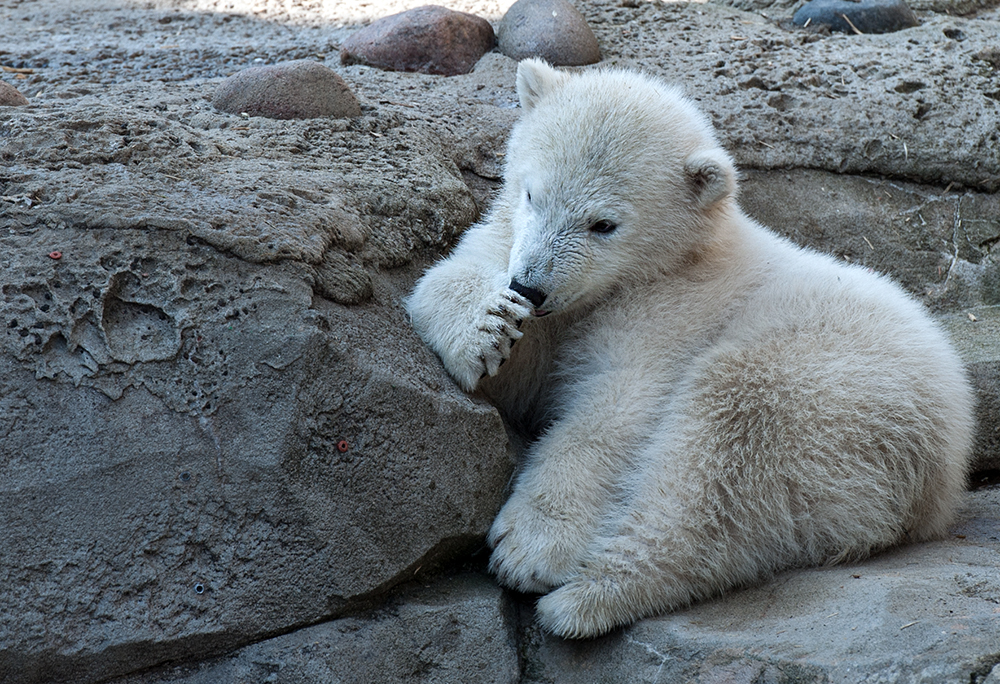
497,0,602,66
113,574,520,684
0,84,512,684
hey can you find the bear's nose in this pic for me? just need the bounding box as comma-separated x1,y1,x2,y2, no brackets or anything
509,279,547,309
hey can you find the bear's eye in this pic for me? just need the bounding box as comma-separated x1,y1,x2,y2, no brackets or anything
589,220,618,234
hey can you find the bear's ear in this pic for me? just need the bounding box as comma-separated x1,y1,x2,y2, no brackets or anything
517,59,566,112
684,149,736,209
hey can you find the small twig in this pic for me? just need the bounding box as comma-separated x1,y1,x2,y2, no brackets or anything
803,17,811,27
840,13,864,34
900,621,919,630
380,99,416,109
862,236,875,250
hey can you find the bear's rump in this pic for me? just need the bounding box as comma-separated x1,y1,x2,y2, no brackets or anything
640,319,965,566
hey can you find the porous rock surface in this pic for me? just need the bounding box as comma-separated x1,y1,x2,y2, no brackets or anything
1,1,998,683
115,574,521,684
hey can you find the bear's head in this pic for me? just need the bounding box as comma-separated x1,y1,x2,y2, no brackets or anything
504,59,738,316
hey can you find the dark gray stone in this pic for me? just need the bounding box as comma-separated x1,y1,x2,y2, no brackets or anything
110,574,520,684
793,0,920,34
340,5,496,76
497,0,601,66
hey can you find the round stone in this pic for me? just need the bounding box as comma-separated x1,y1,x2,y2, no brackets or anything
497,0,601,66
212,60,361,120
793,0,919,34
339,5,496,77
0,81,28,106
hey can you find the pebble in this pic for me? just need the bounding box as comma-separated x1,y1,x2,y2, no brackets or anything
212,60,361,120
339,5,496,77
0,81,29,106
973,47,1000,70
793,0,919,34
497,0,601,66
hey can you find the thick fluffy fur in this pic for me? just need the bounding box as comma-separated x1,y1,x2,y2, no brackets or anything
406,59,975,638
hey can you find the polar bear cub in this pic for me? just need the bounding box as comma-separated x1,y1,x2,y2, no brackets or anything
406,59,974,638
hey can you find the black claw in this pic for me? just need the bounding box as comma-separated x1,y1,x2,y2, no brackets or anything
498,358,506,368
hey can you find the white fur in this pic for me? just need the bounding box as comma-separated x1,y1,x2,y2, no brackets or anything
405,59,975,638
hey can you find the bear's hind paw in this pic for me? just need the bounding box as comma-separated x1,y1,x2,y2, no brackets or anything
535,577,619,638
535,571,654,639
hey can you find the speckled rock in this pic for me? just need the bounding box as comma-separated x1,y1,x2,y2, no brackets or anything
212,59,361,120
497,0,601,66
0,80,28,106
340,5,496,77
111,574,520,684
793,0,920,34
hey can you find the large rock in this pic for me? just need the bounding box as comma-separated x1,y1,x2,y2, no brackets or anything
113,574,520,684
792,0,920,34
0,86,512,684
592,3,1000,190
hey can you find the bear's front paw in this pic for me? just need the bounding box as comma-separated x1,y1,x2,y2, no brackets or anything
446,288,532,391
487,491,590,594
